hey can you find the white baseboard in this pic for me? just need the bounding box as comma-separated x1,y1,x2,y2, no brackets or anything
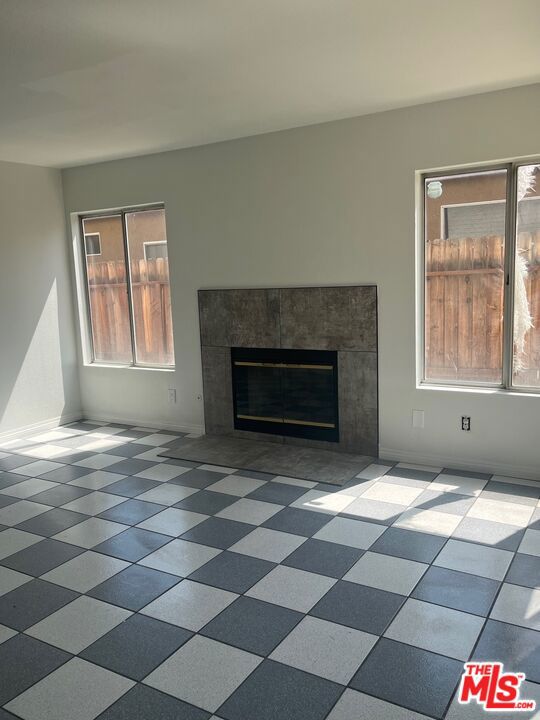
379,445,540,482
83,412,204,436
0,412,83,444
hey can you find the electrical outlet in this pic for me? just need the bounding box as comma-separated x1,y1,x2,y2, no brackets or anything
461,416,471,431
168,388,177,404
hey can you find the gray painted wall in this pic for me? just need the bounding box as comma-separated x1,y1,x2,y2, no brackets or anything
0,161,81,436
62,83,540,478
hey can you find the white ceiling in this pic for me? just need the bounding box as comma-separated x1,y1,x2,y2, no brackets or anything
1,0,539,168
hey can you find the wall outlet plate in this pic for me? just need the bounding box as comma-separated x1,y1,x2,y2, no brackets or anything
168,388,177,404
461,416,471,431
412,409,425,429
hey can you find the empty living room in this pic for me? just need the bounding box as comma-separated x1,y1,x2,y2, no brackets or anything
0,2,539,719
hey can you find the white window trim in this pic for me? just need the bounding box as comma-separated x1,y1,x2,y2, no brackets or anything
84,232,101,256
417,159,540,395
143,240,167,260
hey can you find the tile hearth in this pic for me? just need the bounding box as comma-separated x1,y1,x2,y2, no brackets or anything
0,420,538,720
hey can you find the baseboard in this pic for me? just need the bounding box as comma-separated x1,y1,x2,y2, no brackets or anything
379,445,540,483
0,411,83,444
83,412,204,436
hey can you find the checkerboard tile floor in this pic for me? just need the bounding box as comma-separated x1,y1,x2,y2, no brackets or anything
0,421,538,719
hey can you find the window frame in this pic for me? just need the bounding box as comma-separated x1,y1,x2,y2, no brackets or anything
418,159,540,395
77,203,175,371
84,232,102,256
143,240,168,261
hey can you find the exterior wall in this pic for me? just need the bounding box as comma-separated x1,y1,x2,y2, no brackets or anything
62,82,540,478
83,209,166,264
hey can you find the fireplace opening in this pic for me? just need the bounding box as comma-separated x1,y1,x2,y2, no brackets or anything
231,347,339,442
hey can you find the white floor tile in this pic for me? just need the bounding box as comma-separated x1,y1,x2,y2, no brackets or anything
361,481,423,506
434,538,513,580
135,484,198,506
206,475,266,497
385,598,483,661
313,517,386,549
344,552,428,595
137,508,208,536
490,583,540,631
290,490,356,515
468,497,533,527
518,529,540,557
138,539,220,576
0,528,42,560
229,527,306,562
217,498,283,525
393,507,462,537
53,518,127,548
42,551,129,592
141,579,237,630
246,565,336,612
0,565,32,596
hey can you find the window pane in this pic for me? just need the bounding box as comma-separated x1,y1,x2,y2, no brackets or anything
125,209,175,366
424,170,507,384
82,216,133,364
512,164,540,388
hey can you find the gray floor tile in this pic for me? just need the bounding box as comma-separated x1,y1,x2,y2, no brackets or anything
369,527,446,563
27,595,131,653
453,516,525,550
144,635,261,713
14,508,88,537
5,657,134,720
218,658,342,720
138,539,220,577
481,480,540,506
81,614,192,680
506,552,540,589
95,684,210,720
88,564,180,611
0,499,50,526
0,538,84,575
441,467,492,480
93,527,171,561
27,484,92,507
0,456,34,471
174,490,238,515
246,481,307,505
350,638,463,719
385,597,484,660
261,507,332,537
106,459,157,475
170,468,227,489
519,529,540,556
0,578,78,630
38,465,94,484
0,472,26,489
270,615,377,684
180,517,254,549
98,499,164,525
310,579,404,634
0,634,70,705
201,596,302,656
412,489,475,515
69,470,127,491
0,477,59,499
472,619,540,683
246,565,336,613
326,689,433,720
282,538,363,578
42,551,129,592
102,476,161,498
141,579,237,631
104,443,152,458
384,467,438,483
0,496,18,509
189,551,275,593
412,565,500,616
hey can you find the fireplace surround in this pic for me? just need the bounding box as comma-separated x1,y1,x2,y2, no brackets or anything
198,286,378,456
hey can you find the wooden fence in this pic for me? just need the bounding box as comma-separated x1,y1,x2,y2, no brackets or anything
87,259,174,365
425,233,540,384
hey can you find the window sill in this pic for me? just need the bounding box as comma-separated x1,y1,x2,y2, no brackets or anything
83,362,175,373
417,382,539,398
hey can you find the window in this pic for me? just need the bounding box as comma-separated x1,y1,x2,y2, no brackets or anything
80,206,175,367
84,233,101,256
143,241,168,260
422,162,540,390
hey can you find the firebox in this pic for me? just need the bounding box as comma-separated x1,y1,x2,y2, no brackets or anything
231,347,339,442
